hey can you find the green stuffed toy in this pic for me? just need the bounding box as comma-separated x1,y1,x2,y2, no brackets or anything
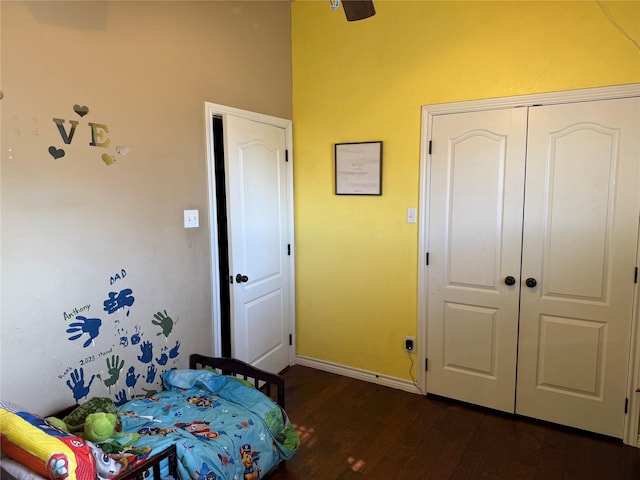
45,416,70,433
46,397,120,443
83,412,118,443
63,397,119,432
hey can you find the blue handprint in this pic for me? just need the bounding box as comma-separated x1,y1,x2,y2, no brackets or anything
145,364,157,384
131,325,142,345
169,341,181,359
125,366,140,388
66,316,102,348
66,368,95,403
103,288,135,315
114,389,129,407
156,349,169,366
117,328,129,347
137,340,153,363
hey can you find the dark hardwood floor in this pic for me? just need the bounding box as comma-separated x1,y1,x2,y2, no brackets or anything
269,365,640,480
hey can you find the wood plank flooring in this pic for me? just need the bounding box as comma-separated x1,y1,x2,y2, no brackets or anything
268,365,640,480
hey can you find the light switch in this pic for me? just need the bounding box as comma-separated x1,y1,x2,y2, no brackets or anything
407,207,417,224
184,209,199,228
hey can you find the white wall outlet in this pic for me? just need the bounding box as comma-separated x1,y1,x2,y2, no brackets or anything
184,209,199,228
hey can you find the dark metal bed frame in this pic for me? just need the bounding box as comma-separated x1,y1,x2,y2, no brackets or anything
118,444,178,480
189,354,286,408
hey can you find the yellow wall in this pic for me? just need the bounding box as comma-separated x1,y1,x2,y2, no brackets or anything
291,1,640,379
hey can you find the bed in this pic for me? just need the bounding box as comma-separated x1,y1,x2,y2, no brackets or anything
0,355,298,480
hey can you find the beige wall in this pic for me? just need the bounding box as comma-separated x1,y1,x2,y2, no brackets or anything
0,1,291,413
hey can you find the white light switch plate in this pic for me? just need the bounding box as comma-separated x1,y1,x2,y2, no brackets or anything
184,209,199,228
407,207,417,224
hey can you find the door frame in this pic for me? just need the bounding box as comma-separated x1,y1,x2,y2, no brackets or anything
418,83,640,445
204,102,296,367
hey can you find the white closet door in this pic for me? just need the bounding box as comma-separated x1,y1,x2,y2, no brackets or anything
426,108,528,413
516,98,640,437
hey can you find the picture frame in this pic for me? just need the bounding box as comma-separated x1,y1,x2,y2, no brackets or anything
335,141,383,195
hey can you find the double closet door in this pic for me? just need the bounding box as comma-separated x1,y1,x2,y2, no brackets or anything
425,95,639,438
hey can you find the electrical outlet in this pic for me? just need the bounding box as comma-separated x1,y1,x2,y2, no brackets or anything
405,336,415,353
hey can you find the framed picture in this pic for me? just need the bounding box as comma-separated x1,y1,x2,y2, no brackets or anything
335,141,383,195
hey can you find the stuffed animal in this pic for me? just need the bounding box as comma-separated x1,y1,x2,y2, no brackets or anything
83,413,118,443
85,441,126,480
46,397,120,443
45,416,70,433
41,400,138,480
62,398,119,433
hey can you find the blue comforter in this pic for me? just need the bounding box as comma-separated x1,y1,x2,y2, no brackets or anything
118,369,299,480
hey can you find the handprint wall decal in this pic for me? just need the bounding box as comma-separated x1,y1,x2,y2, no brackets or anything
66,368,95,403
57,267,185,403
66,316,102,347
152,310,174,338
96,355,124,392
137,341,154,363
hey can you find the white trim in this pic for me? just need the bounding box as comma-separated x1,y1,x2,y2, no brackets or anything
625,218,640,447
204,102,296,365
285,123,296,367
418,83,640,446
296,355,423,395
422,83,640,115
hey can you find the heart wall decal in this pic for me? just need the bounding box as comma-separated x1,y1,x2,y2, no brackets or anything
116,145,129,156
73,104,89,117
48,146,65,159
102,153,115,166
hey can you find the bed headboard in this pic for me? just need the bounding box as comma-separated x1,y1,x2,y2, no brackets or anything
189,354,286,409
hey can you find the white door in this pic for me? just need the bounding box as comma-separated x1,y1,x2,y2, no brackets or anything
426,108,528,413
516,98,640,437
426,96,639,437
225,114,292,374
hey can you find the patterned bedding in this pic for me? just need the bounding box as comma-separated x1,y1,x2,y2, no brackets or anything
118,369,299,480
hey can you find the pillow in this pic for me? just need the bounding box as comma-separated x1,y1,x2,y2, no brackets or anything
1,456,47,480
0,401,94,480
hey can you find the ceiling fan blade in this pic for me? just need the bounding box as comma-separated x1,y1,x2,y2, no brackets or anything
341,0,376,22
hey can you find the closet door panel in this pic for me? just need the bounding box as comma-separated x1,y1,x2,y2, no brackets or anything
426,108,527,413
516,98,640,437
540,121,618,299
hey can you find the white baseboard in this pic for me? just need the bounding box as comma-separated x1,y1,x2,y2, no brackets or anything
295,355,423,395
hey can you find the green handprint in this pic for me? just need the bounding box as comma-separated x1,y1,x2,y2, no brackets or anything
97,354,124,391
152,310,174,338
